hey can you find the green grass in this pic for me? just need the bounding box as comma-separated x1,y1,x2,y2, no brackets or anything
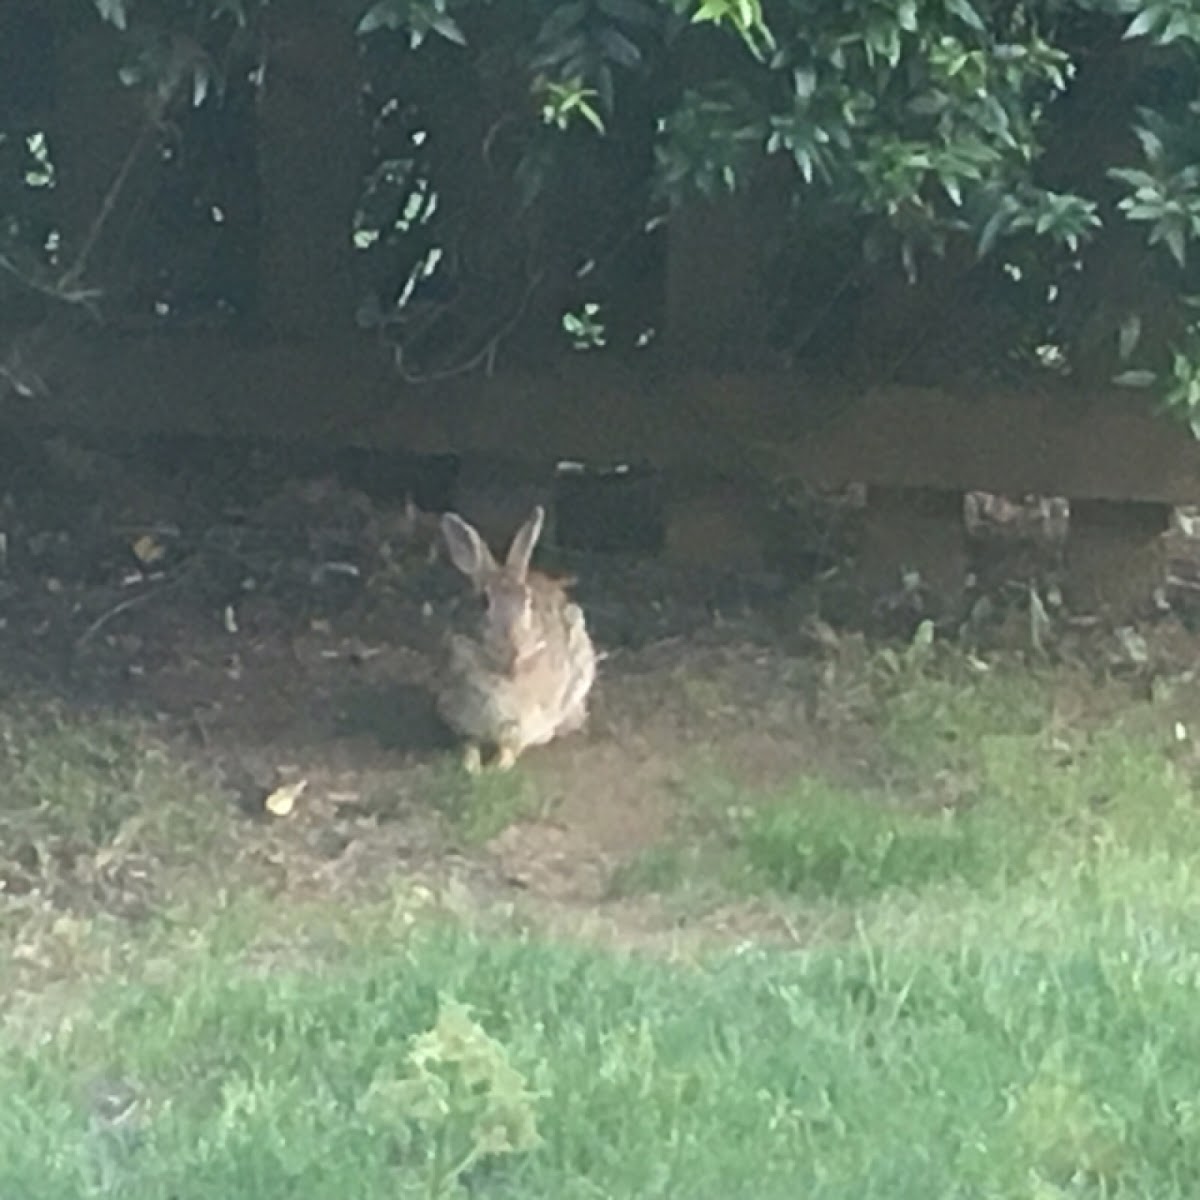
6,863,1200,1198
5,661,1200,1197
0,700,233,942
0,700,223,852
425,760,544,845
616,661,1200,905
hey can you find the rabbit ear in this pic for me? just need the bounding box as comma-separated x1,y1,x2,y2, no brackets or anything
505,506,545,579
441,512,497,580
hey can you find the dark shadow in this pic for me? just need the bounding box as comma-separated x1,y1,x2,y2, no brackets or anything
333,681,454,754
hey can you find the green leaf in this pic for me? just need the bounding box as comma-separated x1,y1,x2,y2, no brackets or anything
909,94,945,117
735,0,765,29
1113,369,1157,388
692,0,725,24
1118,314,1143,361
95,0,128,29
598,26,643,68
514,152,547,211
793,67,816,100
536,1,589,46
977,205,1011,257
430,13,467,44
1164,220,1187,266
529,31,588,70
357,0,404,34
945,0,985,33
1109,166,1159,190
192,63,210,108
579,98,607,134
596,62,615,114
1123,202,1167,222
1123,6,1162,40
1160,11,1199,44
597,0,661,28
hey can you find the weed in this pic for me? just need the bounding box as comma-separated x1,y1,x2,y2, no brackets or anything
421,761,542,845
0,704,229,900
731,780,996,899
361,997,540,1198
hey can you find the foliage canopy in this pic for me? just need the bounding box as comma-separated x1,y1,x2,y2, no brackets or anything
7,0,1200,408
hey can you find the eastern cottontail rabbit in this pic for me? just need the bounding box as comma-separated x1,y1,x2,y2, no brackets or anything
436,505,596,773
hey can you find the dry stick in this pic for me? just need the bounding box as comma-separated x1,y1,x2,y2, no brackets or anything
0,253,100,308
75,573,185,649
394,267,546,384
58,111,161,293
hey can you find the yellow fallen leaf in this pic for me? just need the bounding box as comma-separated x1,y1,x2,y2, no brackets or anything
265,778,307,817
132,534,165,564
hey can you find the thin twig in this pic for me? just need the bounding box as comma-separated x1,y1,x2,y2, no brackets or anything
75,578,180,649
59,114,160,292
0,254,102,307
394,267,546,384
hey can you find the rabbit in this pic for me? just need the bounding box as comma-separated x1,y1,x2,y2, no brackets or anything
435,505,597,773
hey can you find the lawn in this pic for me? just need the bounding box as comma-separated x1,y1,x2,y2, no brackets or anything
5,652,1200,1198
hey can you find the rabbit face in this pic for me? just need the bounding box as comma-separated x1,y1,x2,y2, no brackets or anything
477,572,538,670
441,505,545,663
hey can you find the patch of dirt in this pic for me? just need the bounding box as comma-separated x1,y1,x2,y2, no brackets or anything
3,430,1200,948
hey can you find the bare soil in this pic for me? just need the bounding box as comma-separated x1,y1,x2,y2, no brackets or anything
3,430,1200,947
